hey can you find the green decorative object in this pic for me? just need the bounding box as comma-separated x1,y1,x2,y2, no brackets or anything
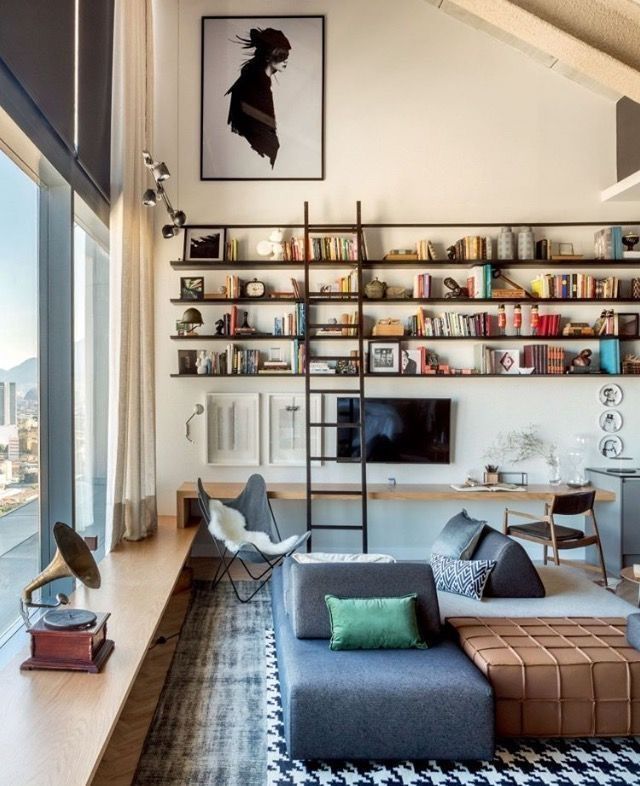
324,594,427,651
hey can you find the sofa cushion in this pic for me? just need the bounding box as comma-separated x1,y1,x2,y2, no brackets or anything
430,509,486,560
431,554,496,599
472,526,545,598
290,561,441,640
628,613,640,650
325,594,427,651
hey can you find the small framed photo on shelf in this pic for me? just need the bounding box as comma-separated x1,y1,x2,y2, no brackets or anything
617,313,639,337
368,342,400,374
177,349,198,375
493,349,520,375
180,277,204,300
183,226,226,262
401,348,421,375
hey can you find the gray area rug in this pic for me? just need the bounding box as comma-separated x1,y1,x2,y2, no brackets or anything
134,581,271,786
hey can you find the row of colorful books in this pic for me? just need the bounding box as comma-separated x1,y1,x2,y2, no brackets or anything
530,273,619,299
411,310,492,337
466,264,493,298
452,236,492,261
522,345,566,375
279,236,364,262
412,273,432,298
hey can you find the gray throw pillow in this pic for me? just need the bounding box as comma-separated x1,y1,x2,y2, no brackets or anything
430,509,486,561
431,554,496,600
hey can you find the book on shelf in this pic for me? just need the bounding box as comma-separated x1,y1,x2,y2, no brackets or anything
384,249,418,260
623,250,640,259
273,303,306,336
452,236,492,261
412,272,432,298
599,337,621,374
467,264,492,299
530,272,618,299
411,309,491,338
594,226,624,260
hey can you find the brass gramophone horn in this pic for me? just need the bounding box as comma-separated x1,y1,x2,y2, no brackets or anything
20,522,101,628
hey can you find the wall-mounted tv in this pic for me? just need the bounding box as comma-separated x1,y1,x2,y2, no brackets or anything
337,397,451,464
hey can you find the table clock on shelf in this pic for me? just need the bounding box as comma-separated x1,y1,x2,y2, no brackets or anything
19,522,114,674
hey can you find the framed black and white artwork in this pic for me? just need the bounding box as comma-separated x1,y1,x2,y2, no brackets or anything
267,394,322,465
206,393,260,465
201,15,325,180
183,226,226,263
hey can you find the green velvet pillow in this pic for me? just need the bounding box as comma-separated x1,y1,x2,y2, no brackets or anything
324,594,428,651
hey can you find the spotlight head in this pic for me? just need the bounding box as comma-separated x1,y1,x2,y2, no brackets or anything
142,188,157,207
162,223,179,239
172,210,187,227
193,404,204,415
142,150,154,168
152,161,171,182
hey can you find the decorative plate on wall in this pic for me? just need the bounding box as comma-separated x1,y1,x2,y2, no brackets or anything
599,410,623,433
598,383,623,407
599,434,623,458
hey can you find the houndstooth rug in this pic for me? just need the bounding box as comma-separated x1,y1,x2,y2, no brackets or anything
265,629,640,786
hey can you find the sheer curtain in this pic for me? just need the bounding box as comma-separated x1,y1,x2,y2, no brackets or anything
107,0,157,547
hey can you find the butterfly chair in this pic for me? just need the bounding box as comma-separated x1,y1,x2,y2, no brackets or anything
503,490,608,585
197,475,310,602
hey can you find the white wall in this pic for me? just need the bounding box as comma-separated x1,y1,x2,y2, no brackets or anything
153,0,640,557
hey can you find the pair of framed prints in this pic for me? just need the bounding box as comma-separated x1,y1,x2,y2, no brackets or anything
597,384,624,459
204,393,321,466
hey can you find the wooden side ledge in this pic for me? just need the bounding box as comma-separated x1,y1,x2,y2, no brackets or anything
0,517,197,786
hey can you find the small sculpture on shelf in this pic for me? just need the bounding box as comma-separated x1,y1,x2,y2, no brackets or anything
529,304,540,335
623,232,639,252
513,304,522,335
569,348,592,373
196,350,212,376
443,277,469,299
446,245,456,260
215,318,225,336
497,303,507,335
256,228,285,261
235,311,256,335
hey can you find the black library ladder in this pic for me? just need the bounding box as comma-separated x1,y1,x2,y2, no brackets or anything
303,201,368,552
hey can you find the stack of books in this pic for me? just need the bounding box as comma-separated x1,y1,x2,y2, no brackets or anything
451,236,492,260
530,273,619,299
412,309,491,337
523,345,565,374
412,272,432,298
466,264,493,298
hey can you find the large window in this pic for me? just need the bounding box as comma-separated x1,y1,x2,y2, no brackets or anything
74,217,109,558
0,147,40,644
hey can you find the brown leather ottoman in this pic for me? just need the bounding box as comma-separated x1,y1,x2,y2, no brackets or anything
448,617,640,737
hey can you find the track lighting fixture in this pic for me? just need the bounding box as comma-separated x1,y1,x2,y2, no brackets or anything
142,150,187,238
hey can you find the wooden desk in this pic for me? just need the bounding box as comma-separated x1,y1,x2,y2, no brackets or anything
0,517,197,786
177,481,615,528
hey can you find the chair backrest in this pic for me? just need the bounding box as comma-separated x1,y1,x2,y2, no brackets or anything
550,490,596,516
197,478,211,524
226,474,275,537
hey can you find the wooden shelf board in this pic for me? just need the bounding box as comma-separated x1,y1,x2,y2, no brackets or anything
170,334,304,340
171,297,301,304
170,372,638,379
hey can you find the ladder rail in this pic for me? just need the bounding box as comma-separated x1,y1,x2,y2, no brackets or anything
304,200,368,553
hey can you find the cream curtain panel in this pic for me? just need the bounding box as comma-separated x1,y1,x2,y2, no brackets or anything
107,0,157,547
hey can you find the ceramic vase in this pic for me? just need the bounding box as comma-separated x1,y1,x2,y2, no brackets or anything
517,226,535,261
497,226,515,260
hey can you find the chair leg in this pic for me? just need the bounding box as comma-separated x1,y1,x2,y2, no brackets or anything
502,508,509,535
595,539,608,587
227,572,272,603
543,545,548,565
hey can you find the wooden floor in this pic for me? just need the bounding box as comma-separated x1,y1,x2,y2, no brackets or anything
91,556,637,785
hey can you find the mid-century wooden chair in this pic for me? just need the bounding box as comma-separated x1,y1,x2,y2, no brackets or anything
503,490,607,585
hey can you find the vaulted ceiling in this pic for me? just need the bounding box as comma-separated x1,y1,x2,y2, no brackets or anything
426,0,640,103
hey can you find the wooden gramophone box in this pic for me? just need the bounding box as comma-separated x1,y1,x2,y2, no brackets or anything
21,612,114,673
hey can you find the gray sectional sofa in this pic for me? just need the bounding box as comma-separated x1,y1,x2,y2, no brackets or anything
271,560,495,761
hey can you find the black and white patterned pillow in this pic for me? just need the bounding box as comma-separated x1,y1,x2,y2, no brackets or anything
431,553,496,599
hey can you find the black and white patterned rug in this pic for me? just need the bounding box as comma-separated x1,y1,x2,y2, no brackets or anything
265,629,640,786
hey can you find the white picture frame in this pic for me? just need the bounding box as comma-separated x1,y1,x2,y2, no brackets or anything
267,393,322,465
206,393,260,465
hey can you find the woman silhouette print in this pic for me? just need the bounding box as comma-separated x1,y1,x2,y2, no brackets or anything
226,27,291,167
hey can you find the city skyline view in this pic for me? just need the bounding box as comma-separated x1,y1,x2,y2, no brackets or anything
0,148,38,370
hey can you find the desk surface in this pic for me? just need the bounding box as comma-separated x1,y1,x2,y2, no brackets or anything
177,482,615,527
0,517,197,786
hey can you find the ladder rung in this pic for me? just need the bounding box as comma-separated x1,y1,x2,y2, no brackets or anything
309,388,362,394
307,224,358,232
310,524,364,531
310,489,364,496
310,456,362,462
309,421,360,428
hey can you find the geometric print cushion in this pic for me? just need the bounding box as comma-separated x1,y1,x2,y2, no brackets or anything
431,553,496,600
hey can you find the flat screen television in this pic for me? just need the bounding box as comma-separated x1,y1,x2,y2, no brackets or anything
337,397,451,464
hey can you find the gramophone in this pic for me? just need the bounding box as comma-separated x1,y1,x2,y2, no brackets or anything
20,522,114,673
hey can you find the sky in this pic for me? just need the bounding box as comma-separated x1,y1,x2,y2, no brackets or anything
0,149,38,370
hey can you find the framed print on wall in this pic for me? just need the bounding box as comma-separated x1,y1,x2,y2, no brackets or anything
268,393,322,465
201,15,325,180
206,393,260,465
